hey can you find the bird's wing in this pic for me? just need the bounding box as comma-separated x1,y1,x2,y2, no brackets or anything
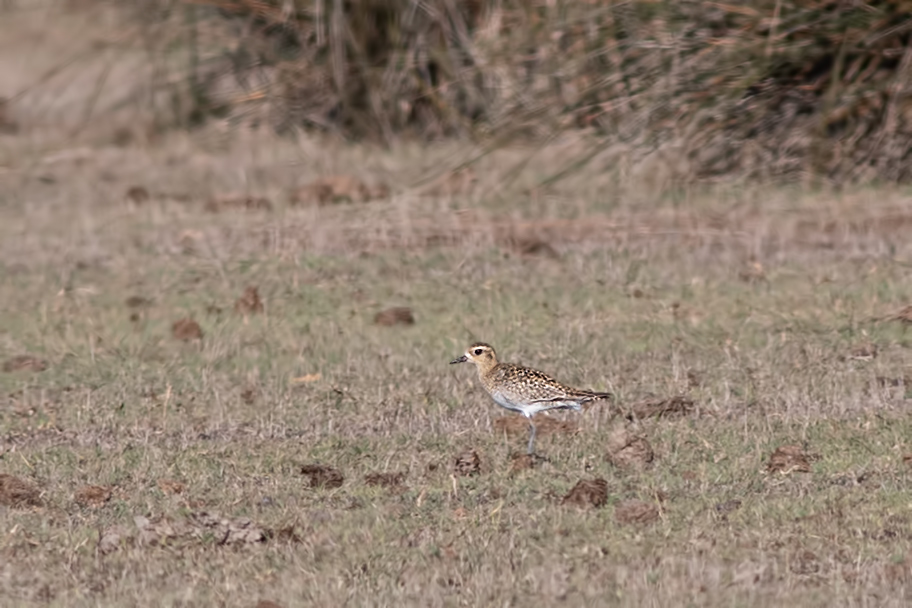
529,388,611,405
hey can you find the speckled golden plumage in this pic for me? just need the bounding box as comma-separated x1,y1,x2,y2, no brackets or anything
450,342,612,454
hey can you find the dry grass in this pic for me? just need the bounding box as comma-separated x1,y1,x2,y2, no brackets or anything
4,8,912,606
3,129,912,606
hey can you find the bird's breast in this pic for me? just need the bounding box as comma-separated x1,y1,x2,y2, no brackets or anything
489,390,523,412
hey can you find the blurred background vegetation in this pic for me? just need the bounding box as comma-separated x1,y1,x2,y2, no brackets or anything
110,0,912,184
3,0,911,187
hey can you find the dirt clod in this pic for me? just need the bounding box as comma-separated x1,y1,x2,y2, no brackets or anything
738,261,766,283
627,395,694,419
606,425,654,469
767,444,817,474
301,464,344,489
846,342,877,361
0,97,19,134
241,386,257,405
364,472,405,488
134,511,267,547
235,286,264,315
879,305,912,325
74,485,112,508
3,355,48,373
509,454,535,473
125,295,152,308
98,525,133,555
508,453,549,472
125,186,150,205
172,318,203,341
790,550,820,575
715,499,742,515
615,499,660,525
511,236,560,259
204,193,272,212
290,176,388,206
418,167,476,197
561,478,608,508
157,479,186,495
766,445,818,475
178,229,203,254
453,449,481,477
0,474,42,507
271,525,302,544
878,376,910,388
374,306,415,326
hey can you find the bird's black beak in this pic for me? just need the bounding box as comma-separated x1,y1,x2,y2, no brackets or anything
450,355,467,364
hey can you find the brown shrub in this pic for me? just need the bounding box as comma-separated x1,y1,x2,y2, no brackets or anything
181,1,912,183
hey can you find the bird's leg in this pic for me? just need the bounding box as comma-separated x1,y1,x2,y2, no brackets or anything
527,419,537,455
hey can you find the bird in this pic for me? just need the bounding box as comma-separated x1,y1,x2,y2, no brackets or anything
450,342,612,455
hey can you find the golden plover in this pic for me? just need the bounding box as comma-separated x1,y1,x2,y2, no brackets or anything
450,342,612,454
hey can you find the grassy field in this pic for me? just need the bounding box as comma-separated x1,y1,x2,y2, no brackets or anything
2,125,912,607
3,5,912,607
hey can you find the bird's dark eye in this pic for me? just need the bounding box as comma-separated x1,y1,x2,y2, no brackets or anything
473,348,484,356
